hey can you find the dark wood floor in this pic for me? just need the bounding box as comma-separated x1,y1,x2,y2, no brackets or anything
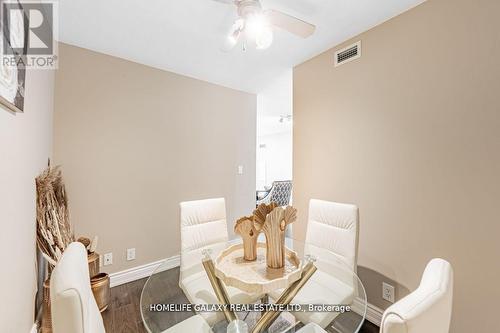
102,277,149,333
102,267,379,333
347,316,379,333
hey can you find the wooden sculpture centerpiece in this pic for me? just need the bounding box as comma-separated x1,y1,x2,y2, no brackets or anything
234,202,297,269
234,216,259,261
254,203,297,268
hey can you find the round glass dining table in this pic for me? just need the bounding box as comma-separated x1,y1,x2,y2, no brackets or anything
141,237,367,333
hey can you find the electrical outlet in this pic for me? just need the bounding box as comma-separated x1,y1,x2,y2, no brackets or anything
127,248,136,261
103,252,113,266
382,282,395,303
237,165,244,175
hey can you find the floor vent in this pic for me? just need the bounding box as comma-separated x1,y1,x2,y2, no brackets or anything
334,41,361,67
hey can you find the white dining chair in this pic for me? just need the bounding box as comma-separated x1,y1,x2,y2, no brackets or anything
305,199,359,272
270,199,360,328
179,197,261,325
381,258,453,333
179,197,229,255
50,242,105,333
296,259,454,333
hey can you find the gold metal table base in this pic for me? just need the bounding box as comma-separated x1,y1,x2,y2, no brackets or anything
202,256,238,323
203,253,317,333
251,261,317,333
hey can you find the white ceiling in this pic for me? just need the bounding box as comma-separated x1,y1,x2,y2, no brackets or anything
59,0,425,93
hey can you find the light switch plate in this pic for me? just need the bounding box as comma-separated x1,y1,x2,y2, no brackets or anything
237,165,244,175
127,248,136,261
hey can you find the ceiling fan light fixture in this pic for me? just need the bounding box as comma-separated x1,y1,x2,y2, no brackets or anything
224,18,244,49
245,13,267,36
245,13,273,49
216,0,315,52
255,26,273,49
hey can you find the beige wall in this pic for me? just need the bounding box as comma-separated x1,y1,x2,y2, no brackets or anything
53,43,256,273
293,0,500,331
0,70,54,330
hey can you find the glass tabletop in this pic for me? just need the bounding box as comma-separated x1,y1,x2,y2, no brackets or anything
141,237,367,333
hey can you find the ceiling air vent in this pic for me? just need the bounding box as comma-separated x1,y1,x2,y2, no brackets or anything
334,41,361,67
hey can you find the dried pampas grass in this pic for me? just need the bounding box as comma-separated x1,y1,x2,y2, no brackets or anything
36,166,74,267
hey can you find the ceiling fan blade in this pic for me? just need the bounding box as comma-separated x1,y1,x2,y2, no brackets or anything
266,9,316,38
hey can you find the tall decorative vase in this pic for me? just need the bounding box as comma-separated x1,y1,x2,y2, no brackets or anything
91,273,111,312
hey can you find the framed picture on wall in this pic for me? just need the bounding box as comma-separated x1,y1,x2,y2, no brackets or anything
0,0,27,113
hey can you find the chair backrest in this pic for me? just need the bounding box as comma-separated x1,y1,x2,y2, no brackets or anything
269,180,293,206
50,242,105,333
180,198,228,253
381,258,454,333
305,199,359,271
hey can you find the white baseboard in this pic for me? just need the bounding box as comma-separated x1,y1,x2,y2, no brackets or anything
352,297,384,327
365,302,384,327
30,323,37,333
109,255,180,287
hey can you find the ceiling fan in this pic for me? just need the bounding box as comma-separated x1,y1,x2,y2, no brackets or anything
213,0,316,51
